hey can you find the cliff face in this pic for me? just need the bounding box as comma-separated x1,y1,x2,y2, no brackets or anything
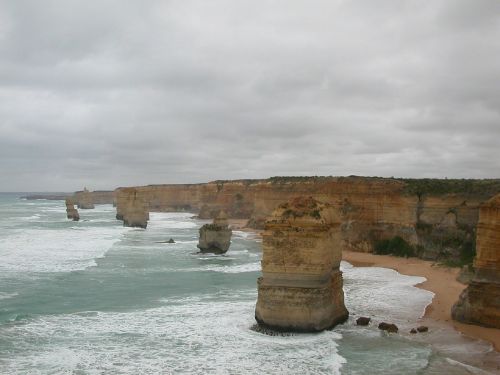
255,197,348,331
75,188,95,209
115,177,499,260
452,194,500,328
118,188,149,228
73,189,115,207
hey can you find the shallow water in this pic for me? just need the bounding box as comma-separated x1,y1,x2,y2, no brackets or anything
0,193,497,374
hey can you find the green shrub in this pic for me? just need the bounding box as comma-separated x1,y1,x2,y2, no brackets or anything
460,240,476,265
374,236,415,257
401,178,500,197
416,221,433,231
310,210,321,219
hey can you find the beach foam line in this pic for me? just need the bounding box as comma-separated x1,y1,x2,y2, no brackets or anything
0,299,346,375
0,226,129,274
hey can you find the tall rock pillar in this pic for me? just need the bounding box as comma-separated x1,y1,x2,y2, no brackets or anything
65,198,80,221
452,194,500,328
122,189,149,229
255,197,348,332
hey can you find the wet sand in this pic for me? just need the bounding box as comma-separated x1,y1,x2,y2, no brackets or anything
342,250,500,353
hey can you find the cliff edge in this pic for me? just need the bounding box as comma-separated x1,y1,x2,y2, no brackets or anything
452,194,500,328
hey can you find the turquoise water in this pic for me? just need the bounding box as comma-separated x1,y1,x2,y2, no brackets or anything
0,193,497,374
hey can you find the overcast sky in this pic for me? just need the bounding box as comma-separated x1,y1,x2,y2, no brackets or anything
1,0,499,191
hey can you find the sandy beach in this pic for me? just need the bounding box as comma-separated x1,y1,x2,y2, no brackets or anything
342,250,500,353
231,219,500,355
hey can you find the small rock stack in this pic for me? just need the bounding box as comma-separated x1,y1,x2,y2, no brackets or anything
197,211,232,254
255,196,349,332
65,198,80,221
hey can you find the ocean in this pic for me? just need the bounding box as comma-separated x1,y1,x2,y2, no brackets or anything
0,193,497,374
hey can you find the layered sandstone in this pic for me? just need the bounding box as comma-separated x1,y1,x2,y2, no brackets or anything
452,194,500,328
197,211,232,254
255,197,348,331
76,188,95,209
114,177,500,260
65,198,80,221
120,188,149,228
73,189,114,208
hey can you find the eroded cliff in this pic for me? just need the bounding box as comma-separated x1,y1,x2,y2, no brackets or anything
118,188,149,228
73,189,115,208
255,197,348,331
114,177,500,262
452,194,500,328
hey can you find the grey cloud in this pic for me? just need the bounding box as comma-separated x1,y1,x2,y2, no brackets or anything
0,0,499,191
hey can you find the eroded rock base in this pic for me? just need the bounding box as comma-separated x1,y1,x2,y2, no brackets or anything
255,269,348,332
452,281,500,328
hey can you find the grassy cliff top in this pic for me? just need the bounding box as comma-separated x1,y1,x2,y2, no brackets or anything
399,178,500,197
119,176,500,197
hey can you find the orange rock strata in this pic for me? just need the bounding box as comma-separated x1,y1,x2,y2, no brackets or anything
73,189,115,208
119,188,149,228
114,177,498,258
452,194,500,328
255,197,348,331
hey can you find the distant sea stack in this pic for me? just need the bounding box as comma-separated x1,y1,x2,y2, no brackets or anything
197,211,232,254
121,189,149,229
255,197,348,332
452,194,500,328
65,198,80,221
77,188,95,209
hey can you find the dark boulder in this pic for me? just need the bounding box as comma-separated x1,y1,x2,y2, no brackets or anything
416,325,428,333
356,317,371,326
378,322,398,333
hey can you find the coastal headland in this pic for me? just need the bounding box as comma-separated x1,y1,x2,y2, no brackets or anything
68,176,500,353
90,176,499,268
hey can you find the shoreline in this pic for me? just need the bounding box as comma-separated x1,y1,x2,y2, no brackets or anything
342,250,500,353
229,219,500,357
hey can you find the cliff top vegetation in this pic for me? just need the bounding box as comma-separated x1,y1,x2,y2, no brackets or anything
400,178,500,197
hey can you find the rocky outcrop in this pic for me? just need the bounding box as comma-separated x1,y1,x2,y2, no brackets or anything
114,177,500,262
76,188,95,209
452,194,500,328
120,188,149,228
356,317,371,326
73,189,114,208
255,197,348,332
378,322,398,333
65,198,80,221
197,211,232,254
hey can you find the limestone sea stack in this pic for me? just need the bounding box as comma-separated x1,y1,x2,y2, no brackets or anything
77,188,95,209
65,198,80,221
452,194,500,328
255,196,349,332
197,211,232,254
122,189,149,228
